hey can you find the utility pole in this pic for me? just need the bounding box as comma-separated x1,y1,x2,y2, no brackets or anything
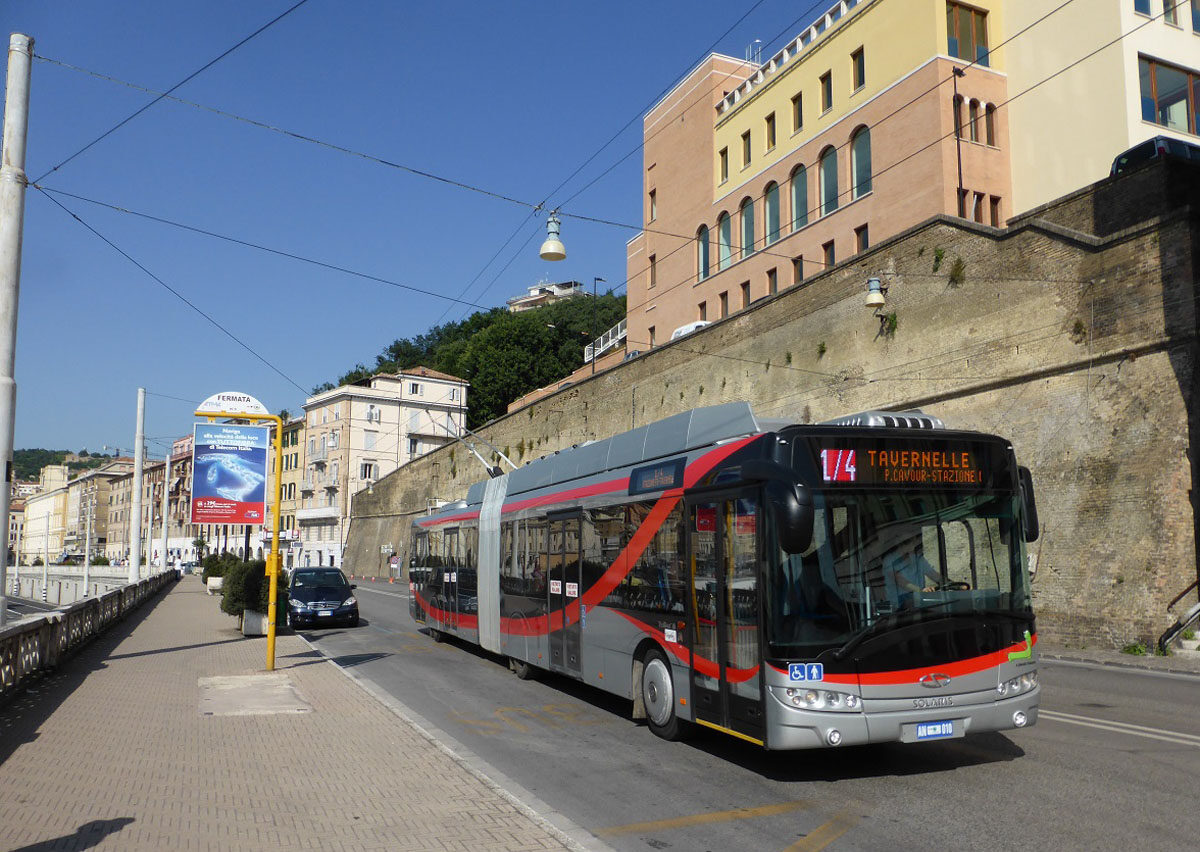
952,66,966,217
159,454,170,574
0,33,34,626
41,511,48,600
130,388,145,583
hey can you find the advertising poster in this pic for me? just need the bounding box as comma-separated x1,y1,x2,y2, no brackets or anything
191,423,268,525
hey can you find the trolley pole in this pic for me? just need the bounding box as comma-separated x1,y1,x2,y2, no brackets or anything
0,33,34,626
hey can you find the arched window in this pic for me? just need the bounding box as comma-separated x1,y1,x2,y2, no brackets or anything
764,183,780,245
696,225,710,281
740,197,755,258
790,165,808,230
985,103,996,146
819,147,839,215
968,99,980,142
953,95,964,138
717,213,732,270
851,126,872,199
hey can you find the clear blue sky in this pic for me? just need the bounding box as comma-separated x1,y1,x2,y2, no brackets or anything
4,0,816,456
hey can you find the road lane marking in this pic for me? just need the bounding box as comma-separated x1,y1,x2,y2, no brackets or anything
596,800,812,836
1040,709,1200,748
355,585,409,600
784,810,861,852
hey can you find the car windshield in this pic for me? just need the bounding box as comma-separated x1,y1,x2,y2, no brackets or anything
291,570,348,590
766,489,1030,658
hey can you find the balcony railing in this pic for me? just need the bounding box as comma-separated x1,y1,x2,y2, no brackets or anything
587,318,627,362
309,442,328,462
296,505,340,522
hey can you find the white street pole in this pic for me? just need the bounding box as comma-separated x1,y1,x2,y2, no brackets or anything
159,455,170,575
130,387,145,583
82,488,92,596
0,33,34,626
41,510,47,600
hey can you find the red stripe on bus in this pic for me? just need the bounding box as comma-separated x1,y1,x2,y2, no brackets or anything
766,634,1038,685
613,609,760,683
411,589,480,630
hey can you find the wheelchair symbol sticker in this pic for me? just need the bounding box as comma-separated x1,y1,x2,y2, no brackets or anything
788,663,824,682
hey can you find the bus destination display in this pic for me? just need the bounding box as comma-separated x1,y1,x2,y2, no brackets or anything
819,446,984,486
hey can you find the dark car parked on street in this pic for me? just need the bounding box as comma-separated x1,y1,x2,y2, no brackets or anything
286,568,359,629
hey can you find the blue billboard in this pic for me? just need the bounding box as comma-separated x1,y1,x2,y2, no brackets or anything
190,424,269,525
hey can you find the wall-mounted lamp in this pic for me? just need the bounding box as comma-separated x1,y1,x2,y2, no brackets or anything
539,213,566,261
865,276,887,309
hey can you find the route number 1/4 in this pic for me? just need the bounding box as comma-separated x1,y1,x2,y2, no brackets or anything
820,449,857,483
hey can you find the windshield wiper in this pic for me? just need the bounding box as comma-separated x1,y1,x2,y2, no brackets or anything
832,608,958,661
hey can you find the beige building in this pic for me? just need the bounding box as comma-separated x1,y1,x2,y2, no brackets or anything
1006,0,1200,213
263,417,306,568
8,498,23,562
299,368,467,568
506,280,585,312
21,485,66,565
62,460,132,562
626,0,1012,350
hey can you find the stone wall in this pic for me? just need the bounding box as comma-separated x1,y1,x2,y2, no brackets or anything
347,159,1200,649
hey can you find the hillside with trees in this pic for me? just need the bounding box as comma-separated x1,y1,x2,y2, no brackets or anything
13,449,112,481
314,292,626,427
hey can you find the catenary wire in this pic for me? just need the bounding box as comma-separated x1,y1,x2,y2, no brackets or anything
34,186,310,396
31,0,314,185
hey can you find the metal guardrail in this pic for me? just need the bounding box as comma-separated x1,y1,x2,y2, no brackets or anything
0,571,177,703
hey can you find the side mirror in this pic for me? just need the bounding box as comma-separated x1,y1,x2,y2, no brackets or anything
766,479,813,554
350,584,357,590
1018,466,1039,543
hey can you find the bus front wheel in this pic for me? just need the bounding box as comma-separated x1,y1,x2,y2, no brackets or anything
642,649,683,741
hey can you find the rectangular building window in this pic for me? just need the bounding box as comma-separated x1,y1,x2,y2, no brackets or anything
741,281,751,308
851,47,865,91
820,72,833,112
1134,0,1151,13
649,254,657,288
792,256,804,284
360,462,376,481
791,93,803,132
1192,0,1199,33
649,326,656,347
823,240,835,268
742,130,752,166
855,224,869,252
364,430,377,451
767,267,779,294
719,147,729,182
719,291,729,318
990,195,1002,226
1164,0,1179,24
947,2,989,65
1139,55,1198,134
973,191,986,223
409,382,422,395
409,437,419,456
765,112,776,150
648,189,657,222
958,188,969,217
698,301,707,321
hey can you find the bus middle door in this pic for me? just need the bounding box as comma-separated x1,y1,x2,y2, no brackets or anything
686,493,765,744
547,512,582,676
438,528,459,634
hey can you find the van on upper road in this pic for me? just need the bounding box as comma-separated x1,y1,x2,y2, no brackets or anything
1110,135,1200,176
670,321,710,341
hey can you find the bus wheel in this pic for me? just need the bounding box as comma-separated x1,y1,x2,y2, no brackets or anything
510,658,536,680
642,649,682,741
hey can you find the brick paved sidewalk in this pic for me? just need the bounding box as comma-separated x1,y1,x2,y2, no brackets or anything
0,580,582,852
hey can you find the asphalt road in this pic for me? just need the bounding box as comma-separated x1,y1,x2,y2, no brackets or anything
298,583,1200,852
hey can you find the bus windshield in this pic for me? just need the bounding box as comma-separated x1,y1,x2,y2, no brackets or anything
766,489,1031,658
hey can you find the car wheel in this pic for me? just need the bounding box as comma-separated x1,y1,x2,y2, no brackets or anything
642,649,683,741
510,658,536,680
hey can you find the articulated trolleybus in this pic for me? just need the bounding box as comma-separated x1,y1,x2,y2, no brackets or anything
410,403,1040,750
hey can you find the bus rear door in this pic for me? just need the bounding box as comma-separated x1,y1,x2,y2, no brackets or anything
686,493,765,744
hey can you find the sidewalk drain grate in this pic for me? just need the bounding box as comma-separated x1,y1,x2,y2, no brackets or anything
198,673,313,716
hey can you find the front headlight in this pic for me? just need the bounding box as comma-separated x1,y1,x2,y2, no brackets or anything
342,597,357,607
784,687,861,712
289,598,306,609
998,670,1038,696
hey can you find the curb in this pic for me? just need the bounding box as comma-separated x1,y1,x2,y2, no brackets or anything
294,630,612,852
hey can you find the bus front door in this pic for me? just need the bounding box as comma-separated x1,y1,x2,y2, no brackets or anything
547,513,582,676
687,495,765,744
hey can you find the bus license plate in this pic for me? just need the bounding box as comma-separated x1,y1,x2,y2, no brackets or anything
916,720,954,740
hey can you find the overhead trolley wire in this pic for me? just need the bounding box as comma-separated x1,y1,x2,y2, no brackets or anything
34,186,310,396
31,0,314,185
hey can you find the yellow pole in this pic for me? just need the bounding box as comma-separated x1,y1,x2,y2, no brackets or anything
194,408,285,672
265,413,283,671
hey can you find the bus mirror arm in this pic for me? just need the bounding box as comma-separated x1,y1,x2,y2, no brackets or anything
1018,466,1039,543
